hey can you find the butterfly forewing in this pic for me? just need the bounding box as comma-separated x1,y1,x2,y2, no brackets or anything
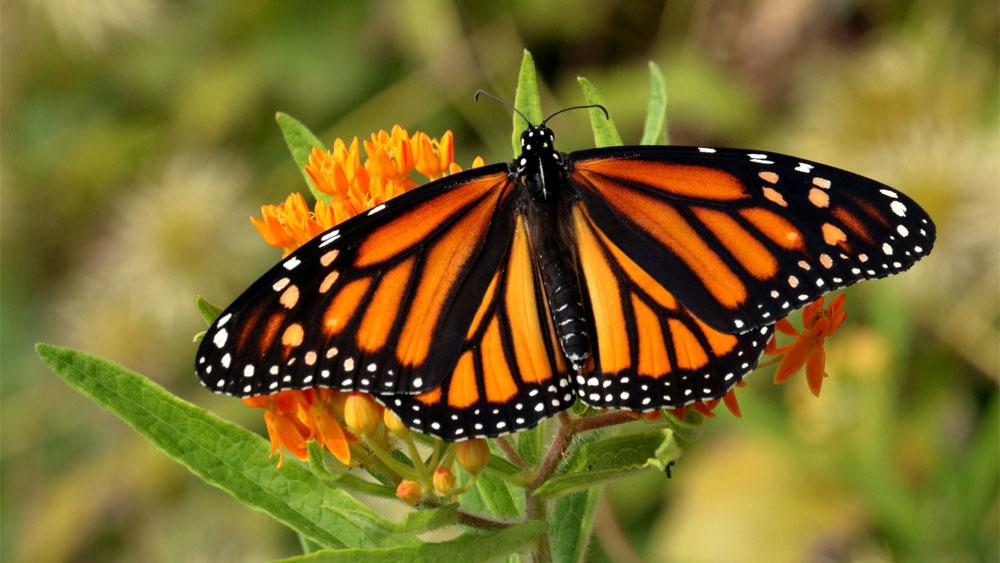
570,203,772,409
195,164,517,398
569,146,935,334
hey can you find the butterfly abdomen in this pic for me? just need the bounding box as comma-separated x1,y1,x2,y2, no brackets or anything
525,197,590,373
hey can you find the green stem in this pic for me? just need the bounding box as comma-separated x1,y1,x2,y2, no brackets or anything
365,437,420,481
495,436,528,468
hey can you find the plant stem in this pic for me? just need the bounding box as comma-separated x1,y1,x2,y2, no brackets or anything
574,410,635,433
594,492,642,563
420,497,515,530
528,411,575,491
496,435,528,468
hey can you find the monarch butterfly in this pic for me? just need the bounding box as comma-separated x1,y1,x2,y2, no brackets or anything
195,94,935,441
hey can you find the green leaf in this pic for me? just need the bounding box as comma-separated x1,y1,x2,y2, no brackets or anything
277,520,547,563
196,295,222,325
35,345,406,550
533,429,678,498
511,50,544,155
664,409,706,449
474,471,522,518
640,62,669,145
516,424,544,466
576,77,623,148
549,489,599,563
276,112,331,205
394,505,459,534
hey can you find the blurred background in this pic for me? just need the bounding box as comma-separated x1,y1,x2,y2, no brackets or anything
2,0,997,561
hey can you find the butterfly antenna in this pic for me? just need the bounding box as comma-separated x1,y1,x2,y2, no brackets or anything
542,104,609,125
474,89,533,127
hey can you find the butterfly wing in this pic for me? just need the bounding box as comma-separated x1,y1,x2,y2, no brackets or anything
381,214,574,440
568,146,935,333
570,203,772,409
195,164,523,397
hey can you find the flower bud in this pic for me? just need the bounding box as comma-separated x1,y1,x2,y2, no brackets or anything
383,408,411,438
395,479,423,505
343,392,381,437
455,439,489,475
433,467,455,496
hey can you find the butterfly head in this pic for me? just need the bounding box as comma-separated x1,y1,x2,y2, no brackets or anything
518,125,559,163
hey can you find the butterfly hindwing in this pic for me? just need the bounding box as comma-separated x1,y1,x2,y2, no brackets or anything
569,146,935,334
195,164,518,398
571,204,772,409
382,215,574,440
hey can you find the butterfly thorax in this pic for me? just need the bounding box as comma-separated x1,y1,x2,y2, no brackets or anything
514,125,567,202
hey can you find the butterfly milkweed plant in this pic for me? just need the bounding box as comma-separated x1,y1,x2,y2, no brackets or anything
38,52,856,562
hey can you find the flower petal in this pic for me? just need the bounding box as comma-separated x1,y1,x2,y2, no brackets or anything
806,345,826,397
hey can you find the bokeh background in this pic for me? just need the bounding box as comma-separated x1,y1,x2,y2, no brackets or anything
3,1,998,561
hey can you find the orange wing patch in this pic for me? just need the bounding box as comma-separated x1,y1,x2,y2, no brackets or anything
668,319,709,370
354,173,506,268
573,207,630,373
357,257,414,351
447,352,479,408
630,294,671,378
482,318,517,403
693,207,778,281
578,159,748,201
505,217,552,385
322,278,371,335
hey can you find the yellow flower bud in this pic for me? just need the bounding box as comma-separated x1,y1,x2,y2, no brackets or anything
343,392,381,437
395,479,423,505
433,467,455,496
383,408,411,438
455,439,489,475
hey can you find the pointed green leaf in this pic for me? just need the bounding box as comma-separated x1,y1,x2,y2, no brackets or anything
576,77,622,148
640,62,669,145
533,429,678,498
277,520,547,563
512,50,544,155
35,344,406,549
276,112,331,204
196,295,222,325
549,489,599,563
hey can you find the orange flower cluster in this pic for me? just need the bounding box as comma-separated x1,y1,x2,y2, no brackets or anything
766,294,847,396
242,389,354,467
251,126,482,256
244,126,481,468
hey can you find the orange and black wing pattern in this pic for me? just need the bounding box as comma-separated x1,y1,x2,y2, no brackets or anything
569,146,935,334
195,164,519,398
571,204,772,409
383,215,574,440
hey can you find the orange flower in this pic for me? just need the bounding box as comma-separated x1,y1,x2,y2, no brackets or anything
241,388,354,467
255,125,480,254
766,294,847,396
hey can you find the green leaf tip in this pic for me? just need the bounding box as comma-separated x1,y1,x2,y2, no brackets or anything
276,112,331,205
196,295,222,325
641,61,669,145
576,77,623,148
512,50,543,155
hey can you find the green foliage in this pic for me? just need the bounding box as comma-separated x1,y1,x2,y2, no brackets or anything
35,345,404,550
277,521,547,563
534,430,679,498
511,50,544,154
641,62,669,145
276,112,331,205
576,77,623,147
